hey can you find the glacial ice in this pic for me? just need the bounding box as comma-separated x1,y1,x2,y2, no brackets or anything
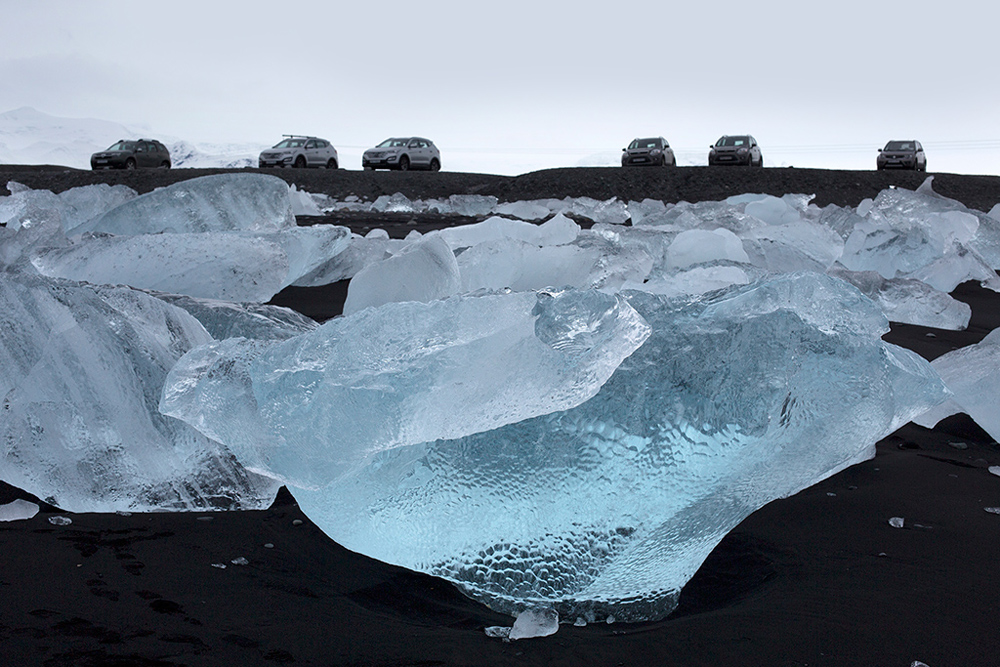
199,272,947,621
0,499,39,522
509,607,560,640
30,225,350,303
74,173,296,235
914,327,1000,441
829,268,971,331
0,181,137,233
0,270,280,512
150,292,318,341
161,288,652,489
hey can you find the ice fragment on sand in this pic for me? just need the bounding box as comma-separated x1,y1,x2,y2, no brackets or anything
484,626,511,639
0,499,39,522
990,467,1000,477
48,516,73,526
288,273,947,621
231,557,249,566
914,329,1000,441
889,517,905,528
75,173,295,235
984,507,1000,515
509,607,559,640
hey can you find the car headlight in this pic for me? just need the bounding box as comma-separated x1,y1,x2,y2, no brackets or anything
651,149,662,155
737,148,748,154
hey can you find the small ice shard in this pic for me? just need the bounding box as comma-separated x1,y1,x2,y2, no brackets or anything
372,192,422,213
439,213,580,250
990,466,1000,477
442,194,498,217
48,516,73,526
889,517,905,528
666,229,749,269
161,288,651,488
573,617,587,627
211,563,227,569
288,184,321,216
0,499,39,522
494,201,551,221
984,507,1000,515
75,173,296,235
484,626,511,640
342,235,462,314
230,557,249,565
914,328,1000,441
509,607,559,640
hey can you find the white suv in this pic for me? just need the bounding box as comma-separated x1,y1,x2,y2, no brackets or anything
259,135,339,169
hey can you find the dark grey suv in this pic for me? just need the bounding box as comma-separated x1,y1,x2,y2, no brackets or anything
708,135,762,167
622,137,676,167
91,139,171,170
362,137,441,171
877,140,926,171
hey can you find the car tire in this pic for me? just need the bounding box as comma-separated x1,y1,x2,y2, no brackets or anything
125,158,136,170
293,155,307,169
429,158,440,172
398,156,410,171
671,157,677,166
327,159,338,169
363,166,374,171
160,161,171,169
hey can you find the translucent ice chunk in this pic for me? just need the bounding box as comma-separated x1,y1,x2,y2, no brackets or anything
343,235,462,314
289,273,948,621
161,289,651,489
439,214,580,250
666,229,748,269
151,291,318,340
829,268,971,330
0,271,280,512
75,173,296,235
0,181,137,233
509,607,559,639
914,328,1000,442
494,201,551,221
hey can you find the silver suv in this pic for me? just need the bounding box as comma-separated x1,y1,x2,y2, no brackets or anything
709,135,763,167
362,137,441,171
259,135,339,169
622,137,676,167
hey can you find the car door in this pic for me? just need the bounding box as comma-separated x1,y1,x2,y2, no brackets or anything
408,139,427,167
134,142,150,167
304,140,319,166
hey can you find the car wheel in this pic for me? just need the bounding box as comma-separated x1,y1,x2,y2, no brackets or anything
671,157,677,167
125,158,136,170
327,159,338,169
363,166,374,171
293,155,307,168
160,161,171,169
429,158,440,172
398,156,410,171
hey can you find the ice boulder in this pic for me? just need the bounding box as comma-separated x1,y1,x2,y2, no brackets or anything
286,273,947,621
161,288,652,489
439,214,580,250
74,173,296,235
343,235,461,314
0,181,137,233
150,291,318,340
914,327,1000,441
829,268,971,330
666,228,748,269
0,271,280,512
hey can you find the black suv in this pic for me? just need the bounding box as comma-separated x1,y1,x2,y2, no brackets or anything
877,140,926,171
91,139,172,170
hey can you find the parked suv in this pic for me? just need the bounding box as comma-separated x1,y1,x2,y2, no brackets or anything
622,137,676,167
258,136,339,169
708,135,762,167
91,139,171,170
362,137,441,171
877,140,926,171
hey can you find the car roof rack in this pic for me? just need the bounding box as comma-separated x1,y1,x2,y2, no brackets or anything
283,134,317,139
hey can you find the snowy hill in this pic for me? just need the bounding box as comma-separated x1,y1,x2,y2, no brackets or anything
0,107,263,170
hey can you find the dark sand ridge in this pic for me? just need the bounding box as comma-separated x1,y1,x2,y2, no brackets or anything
1,166,999,666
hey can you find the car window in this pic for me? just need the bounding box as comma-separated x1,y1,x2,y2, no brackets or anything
717,137,748,147
136,144,146,152
275,139,306,148
305,140,317,149
885,141,915,151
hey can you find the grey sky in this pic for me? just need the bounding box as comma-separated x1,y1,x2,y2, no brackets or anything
1,0,997,173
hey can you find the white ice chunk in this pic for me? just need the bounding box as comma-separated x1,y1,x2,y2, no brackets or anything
667,229,749,269
161,289,652,489
0,272,279,512
74,173,296,235
494,201,551,221
343,235,461,314
150,292,318,340
741,220,844,273
439,214,580,250
0,181,137,233
0,499,39,522
288,184,322,216
285,273,947,621
913,328,1000,441
509,608,559,640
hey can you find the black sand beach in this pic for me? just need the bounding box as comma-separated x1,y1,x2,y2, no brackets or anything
2,166,999,666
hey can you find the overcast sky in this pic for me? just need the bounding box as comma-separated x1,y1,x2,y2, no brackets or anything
1,0,998,174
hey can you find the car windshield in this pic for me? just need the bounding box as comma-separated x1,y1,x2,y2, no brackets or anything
106,141,135,151
377,138,409,148
629,138,661,149
884,141,915,151
274,139,306,149
716,136,748,147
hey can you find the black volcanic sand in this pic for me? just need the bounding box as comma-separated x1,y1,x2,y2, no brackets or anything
2,167,1000,666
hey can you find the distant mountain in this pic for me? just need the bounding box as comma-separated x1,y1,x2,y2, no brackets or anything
0,107,263,170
